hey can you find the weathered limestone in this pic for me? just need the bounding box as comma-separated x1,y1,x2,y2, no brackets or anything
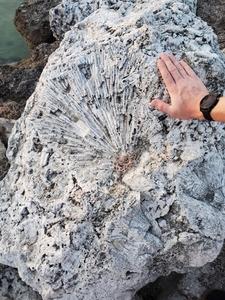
138,245,225,299
0,264,41,300
0,140,8,181
1,0,225,299
50,0,197,40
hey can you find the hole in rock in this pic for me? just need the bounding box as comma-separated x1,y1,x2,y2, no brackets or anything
78,63,92,80
135,272,183,300
202,290,225,300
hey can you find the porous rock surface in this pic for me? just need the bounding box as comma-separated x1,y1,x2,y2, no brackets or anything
49,0,196,40
0,0,60,122
0,118,15,180
197,0,225,50
1,0,225,299
138,244,225,300
0,264,41,300
0,140,8,181
0,41,59,111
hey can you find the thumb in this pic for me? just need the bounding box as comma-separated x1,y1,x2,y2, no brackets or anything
150,99,172,116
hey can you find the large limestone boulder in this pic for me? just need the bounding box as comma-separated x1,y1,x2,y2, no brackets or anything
1,0,225,299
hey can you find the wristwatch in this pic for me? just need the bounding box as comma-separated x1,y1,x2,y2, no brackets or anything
200,94,221,121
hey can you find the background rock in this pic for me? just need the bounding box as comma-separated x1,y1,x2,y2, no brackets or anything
1,0,225,299
0,117,15,146
0,0,60,121
137,244,225,300
136,272,185,300
15,0,61,49
197,0,225,50
0,140,8,181
0,42,59,112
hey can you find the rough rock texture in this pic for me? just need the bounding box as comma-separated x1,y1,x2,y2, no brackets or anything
1,0,225,299
50,0,225,52
15,0,61,49
0,0,60,122
49,0,197,40
176,245,225,300
0,140,8,181
197,0,225,50
138,244,225,300
0,118,15,146
0,264,41,300
0,42,59,111
0,117,14,181
136,272,184,300
0,119,38,300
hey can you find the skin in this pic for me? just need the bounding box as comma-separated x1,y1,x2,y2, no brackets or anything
150,53,225,122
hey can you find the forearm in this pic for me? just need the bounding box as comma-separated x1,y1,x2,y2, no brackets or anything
211,96,225,122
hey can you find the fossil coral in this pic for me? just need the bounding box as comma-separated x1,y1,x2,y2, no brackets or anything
1,0,225,300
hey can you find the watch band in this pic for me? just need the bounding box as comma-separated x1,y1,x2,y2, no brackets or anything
200,94,220,121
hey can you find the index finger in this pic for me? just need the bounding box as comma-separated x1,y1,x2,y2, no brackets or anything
157,58,176,95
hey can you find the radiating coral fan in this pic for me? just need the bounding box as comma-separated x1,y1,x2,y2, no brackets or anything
34,44,152,176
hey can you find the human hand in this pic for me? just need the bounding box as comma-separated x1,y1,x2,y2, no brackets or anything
150,53,209,120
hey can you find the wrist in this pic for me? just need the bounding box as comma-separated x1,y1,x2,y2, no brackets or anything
200,93,221,121
193,92,210,120
211,96,225,121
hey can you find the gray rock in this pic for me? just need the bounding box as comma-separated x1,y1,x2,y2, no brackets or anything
15,0,60,48
175,245,225,300
0,42,59,115
49,0,197,40
1,0,225,299
0,118,15,178
0,0,60,121
0,118,16,142
0,264,42,300
0,140,8,181
197,0,225,50
140,245,225,300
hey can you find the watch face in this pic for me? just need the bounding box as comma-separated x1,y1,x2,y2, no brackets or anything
200,95,217,109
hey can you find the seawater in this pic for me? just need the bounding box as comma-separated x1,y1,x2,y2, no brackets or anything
0,0,29,64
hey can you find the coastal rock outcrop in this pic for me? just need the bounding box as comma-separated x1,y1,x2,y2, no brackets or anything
15,0,61,49
0,41,59,115
1,0,225,299
0,0,60,121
